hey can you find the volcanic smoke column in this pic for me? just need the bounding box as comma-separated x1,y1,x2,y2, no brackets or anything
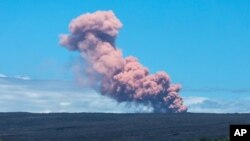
60,10,187,113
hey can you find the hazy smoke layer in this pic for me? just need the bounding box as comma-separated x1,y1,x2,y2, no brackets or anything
60,10,187,113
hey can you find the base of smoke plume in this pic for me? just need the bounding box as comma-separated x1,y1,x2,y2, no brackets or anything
121,102,154,113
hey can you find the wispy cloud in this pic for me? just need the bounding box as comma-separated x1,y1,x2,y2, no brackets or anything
184,96,250,113
182,86,250,113
0,74,7,78
184,96,208,105
0,76,151,113
0,74,31,80
1,74,250,113
183,87,250,94
14,75,31,80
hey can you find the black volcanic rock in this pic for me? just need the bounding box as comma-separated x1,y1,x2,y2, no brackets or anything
0,113,249,141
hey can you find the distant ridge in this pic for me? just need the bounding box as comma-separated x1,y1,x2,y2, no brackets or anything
0,113,249,141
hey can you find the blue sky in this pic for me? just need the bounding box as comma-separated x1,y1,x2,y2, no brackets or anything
0,0,250,113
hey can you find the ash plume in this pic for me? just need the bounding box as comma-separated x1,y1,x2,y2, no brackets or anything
60,10,187,113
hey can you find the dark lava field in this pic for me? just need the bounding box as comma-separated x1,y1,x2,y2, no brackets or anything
0,112,249,141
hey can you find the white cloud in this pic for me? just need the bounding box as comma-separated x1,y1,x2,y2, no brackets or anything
184,97,250,113
1,75,250,113
0,73,31,80
0,74,7,78
184,96,208,106
14,75,31,80
0,77,146,113
59,102,71,106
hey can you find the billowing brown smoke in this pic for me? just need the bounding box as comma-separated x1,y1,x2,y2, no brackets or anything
60,10,187,113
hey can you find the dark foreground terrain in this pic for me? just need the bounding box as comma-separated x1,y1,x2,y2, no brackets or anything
0,113,249,141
